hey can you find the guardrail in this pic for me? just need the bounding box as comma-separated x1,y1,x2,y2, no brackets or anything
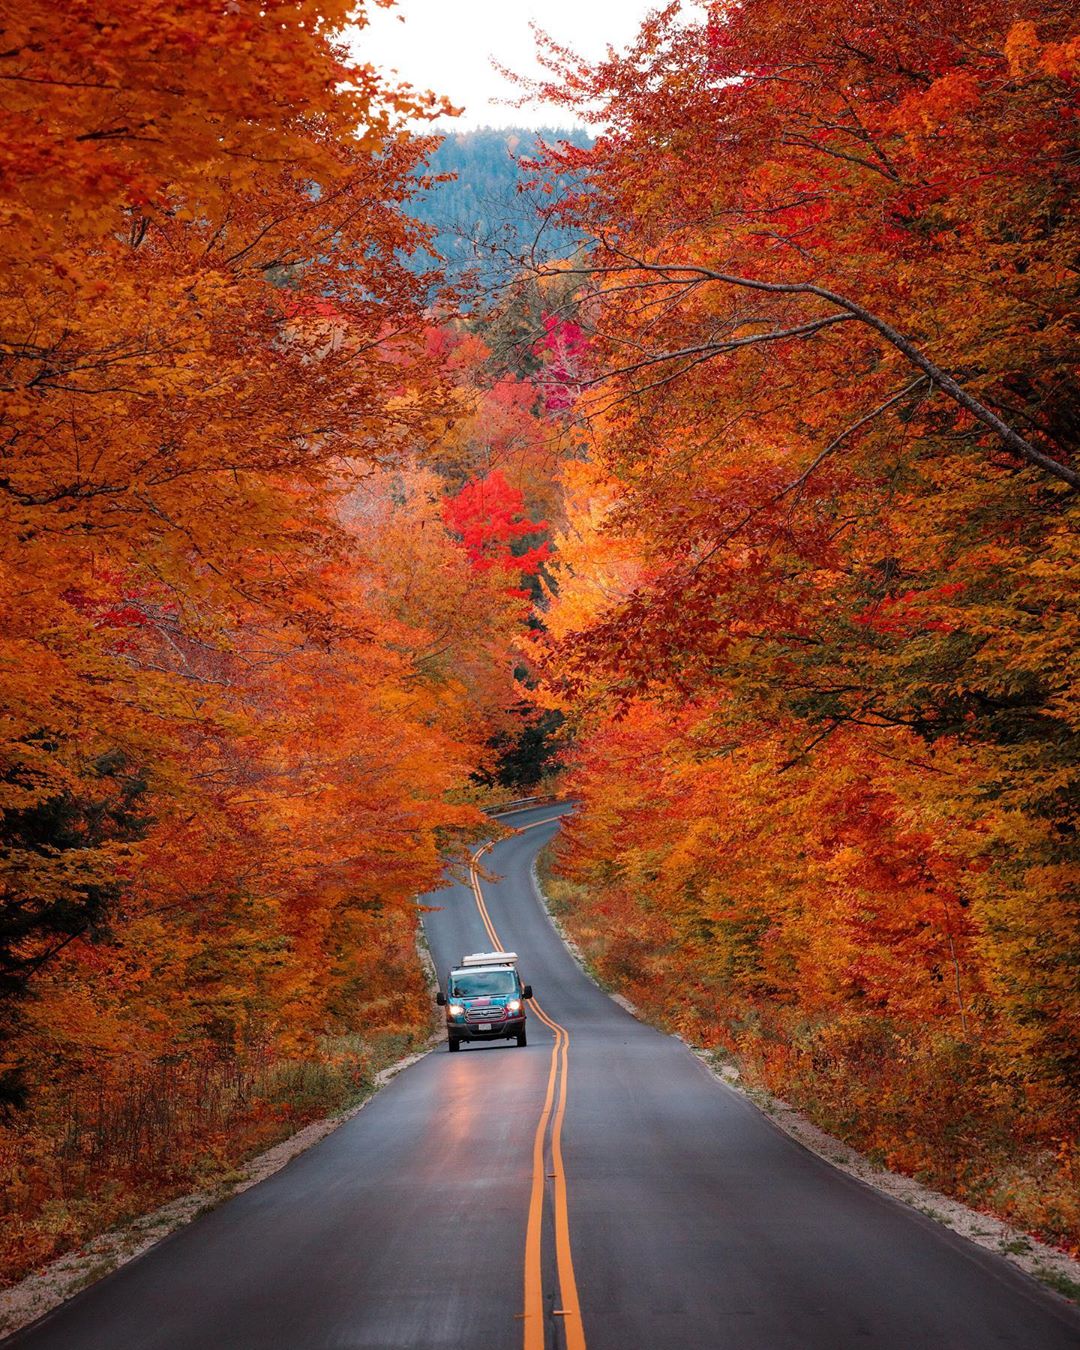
488,795,565,818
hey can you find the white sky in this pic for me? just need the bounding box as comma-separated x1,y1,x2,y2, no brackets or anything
353,1,663,130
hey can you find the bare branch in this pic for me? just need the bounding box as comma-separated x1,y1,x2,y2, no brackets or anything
576,313,855,389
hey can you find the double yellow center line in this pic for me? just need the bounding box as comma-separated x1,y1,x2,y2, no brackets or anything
469,819,586,1350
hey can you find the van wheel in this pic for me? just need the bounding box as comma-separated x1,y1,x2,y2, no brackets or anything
448,1037,460,1052
517,1030,527,1047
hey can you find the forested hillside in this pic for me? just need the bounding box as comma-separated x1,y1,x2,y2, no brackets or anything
412,127,592,294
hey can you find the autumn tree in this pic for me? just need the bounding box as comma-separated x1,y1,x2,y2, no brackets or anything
0,0,535,1279
529,0,1080,1246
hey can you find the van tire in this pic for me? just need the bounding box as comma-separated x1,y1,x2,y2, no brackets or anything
516,1030,527,1047
448,1037,460,1052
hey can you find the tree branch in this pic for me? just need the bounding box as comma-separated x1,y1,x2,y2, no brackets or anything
553,254,1080,490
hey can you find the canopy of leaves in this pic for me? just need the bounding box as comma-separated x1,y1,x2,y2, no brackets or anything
529,0,1080,1248
0,0,541,1280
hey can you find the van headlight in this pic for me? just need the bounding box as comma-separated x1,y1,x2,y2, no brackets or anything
448,1003,465,1018
506,999,522,1013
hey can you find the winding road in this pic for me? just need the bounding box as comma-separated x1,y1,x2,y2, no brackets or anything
7,803,1080,1349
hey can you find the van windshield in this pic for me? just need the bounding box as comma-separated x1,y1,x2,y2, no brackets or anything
450,969,517,997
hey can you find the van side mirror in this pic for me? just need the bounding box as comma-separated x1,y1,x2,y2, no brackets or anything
436,991,447,1006
523,985,533,1000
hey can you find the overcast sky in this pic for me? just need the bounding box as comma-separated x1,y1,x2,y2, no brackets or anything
353,0,665,130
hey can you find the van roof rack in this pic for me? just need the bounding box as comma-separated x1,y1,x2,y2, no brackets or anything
459,951,517,967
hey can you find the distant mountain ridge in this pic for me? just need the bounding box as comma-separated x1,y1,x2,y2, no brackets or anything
411,126,593,299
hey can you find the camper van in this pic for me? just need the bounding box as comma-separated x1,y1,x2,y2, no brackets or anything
436,951,533,1051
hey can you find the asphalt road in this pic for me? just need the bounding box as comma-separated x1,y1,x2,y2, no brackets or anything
7,803,1080,1349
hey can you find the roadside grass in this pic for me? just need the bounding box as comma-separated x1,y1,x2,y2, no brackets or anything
0,1023,431,1291
1037,1267,1080,1302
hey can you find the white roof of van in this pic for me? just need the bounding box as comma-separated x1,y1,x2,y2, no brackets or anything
459,951,517,967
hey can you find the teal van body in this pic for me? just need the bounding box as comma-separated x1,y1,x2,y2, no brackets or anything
436,952,532,1051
